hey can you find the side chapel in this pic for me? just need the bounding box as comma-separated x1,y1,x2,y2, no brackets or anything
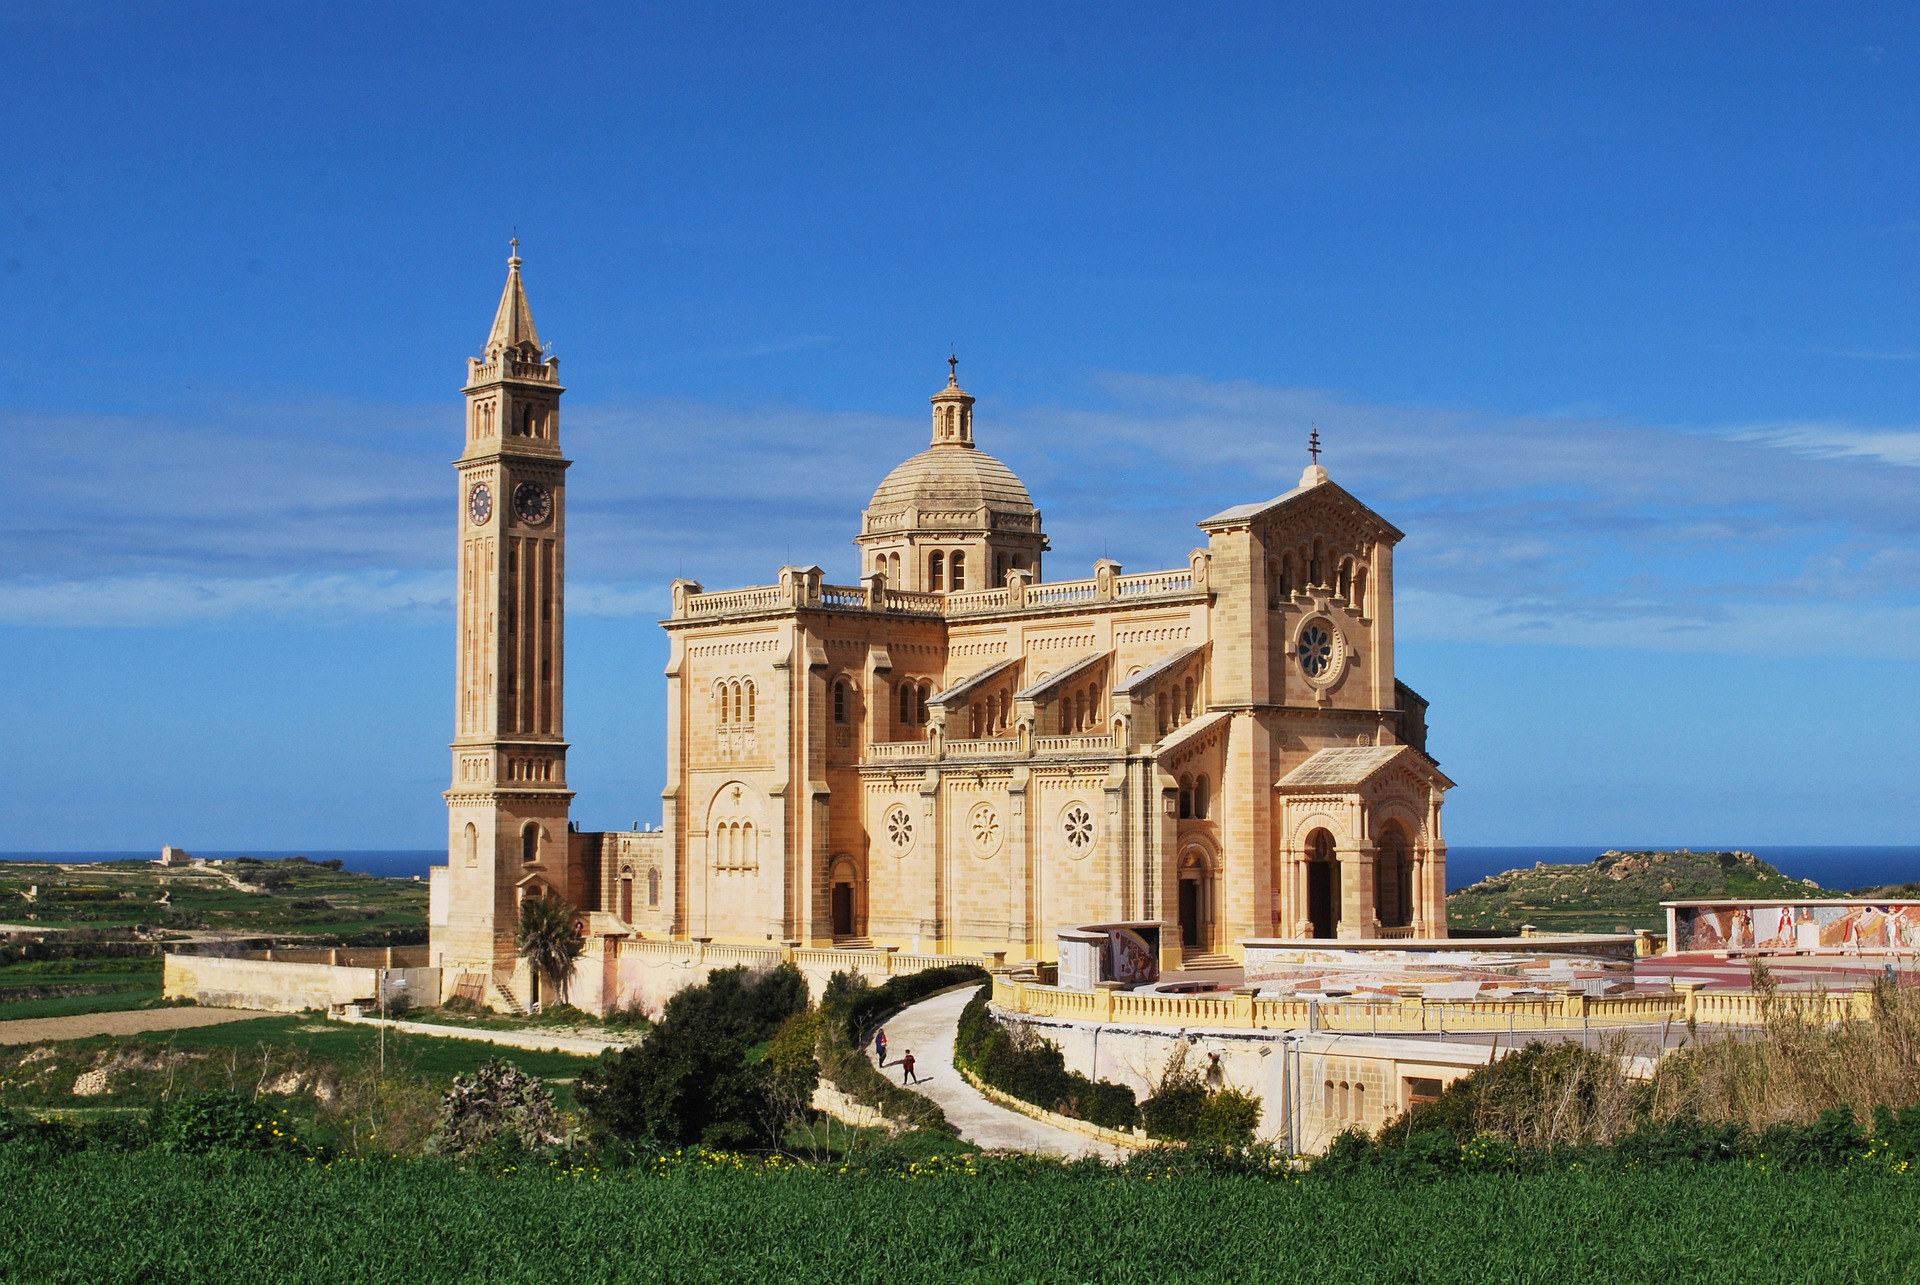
429,250,1452,993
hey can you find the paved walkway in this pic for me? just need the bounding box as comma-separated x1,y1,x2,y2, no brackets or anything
868,984,1126,1161
0,1006,268,1045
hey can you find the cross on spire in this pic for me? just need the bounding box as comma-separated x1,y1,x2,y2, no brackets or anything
1308,425,1322,465
948,351,959,384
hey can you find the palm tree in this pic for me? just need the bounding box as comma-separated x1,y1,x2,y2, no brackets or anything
516,893,585,1009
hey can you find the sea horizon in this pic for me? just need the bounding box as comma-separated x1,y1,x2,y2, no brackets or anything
4,843,1918,895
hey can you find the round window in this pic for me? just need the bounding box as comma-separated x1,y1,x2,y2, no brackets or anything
884,805,915,856
969,802,1003,858
1061,803,1095,857
1297,622,1337,679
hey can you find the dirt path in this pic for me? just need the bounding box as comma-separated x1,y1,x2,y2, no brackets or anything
0,1007,268,1046
869,984,1127,1161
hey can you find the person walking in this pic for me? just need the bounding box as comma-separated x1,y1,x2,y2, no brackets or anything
874,1027,888,1066
900,1049,919,1084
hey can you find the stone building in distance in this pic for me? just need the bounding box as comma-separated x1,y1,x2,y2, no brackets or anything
429,250,1453,1004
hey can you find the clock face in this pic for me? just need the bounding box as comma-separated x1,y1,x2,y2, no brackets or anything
513,482,553,526
468,483,493,526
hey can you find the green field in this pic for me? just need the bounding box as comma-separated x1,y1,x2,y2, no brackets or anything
0,1015,599,1115
0,1150,1915,1283
0,857,427,937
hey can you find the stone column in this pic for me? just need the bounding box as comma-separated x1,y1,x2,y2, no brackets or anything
1337,842,1379,940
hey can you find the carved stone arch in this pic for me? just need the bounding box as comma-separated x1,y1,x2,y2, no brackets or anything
1287,808,1350,851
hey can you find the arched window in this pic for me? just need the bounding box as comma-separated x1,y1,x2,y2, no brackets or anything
464,822,478,868
730,681,742,725
1061,695,1075,734
950,551,966,591
647,867,660,907
1156,693,1168,736
1325,1080,1337,1116
889,552,901,583
1338,558,1353,601
522,824,540,865
1353,1083,1365,1123
1280,554,1294,599
833,679,849,724
1193,774,1211,820
744,681,755,724
1353,567,1367,613
1184,676,1197,721
996,553,1009,586
929,551,944,591
715,682,728,725
917,682,930,725
900,682,915,727
620,872,634,921
1178,775,1194,819
744,822,757,870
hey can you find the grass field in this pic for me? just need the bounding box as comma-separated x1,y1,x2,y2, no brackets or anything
0,857,427,936
0,1015,599,1114
1,1150,1916,1283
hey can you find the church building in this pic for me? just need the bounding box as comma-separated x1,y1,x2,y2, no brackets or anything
429,250,1452,998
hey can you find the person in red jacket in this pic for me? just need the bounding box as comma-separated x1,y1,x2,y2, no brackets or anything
900,1049,920,1084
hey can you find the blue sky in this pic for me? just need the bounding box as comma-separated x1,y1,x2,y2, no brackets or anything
2,3,1917,850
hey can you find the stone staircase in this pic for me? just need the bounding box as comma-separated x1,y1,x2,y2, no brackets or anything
1180,951,1238,970
490,975,532,1016
831,936,874,949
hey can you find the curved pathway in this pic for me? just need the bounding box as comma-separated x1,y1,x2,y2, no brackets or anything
867,984,1127,1161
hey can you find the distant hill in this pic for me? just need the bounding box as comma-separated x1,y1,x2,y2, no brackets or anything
1446,849,1837,935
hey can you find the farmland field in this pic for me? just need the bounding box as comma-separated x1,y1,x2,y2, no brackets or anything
1,1150,1917,1283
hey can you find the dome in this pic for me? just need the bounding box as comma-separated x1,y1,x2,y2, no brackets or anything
867,446,1037,519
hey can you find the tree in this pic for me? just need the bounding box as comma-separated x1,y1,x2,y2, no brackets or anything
578,963,812,1148
515,893,584,1006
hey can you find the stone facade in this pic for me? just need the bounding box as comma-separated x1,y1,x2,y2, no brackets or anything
431,251,1452,991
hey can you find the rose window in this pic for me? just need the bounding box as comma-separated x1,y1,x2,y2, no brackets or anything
1297,623,1334,678
1062,804,1095,854
885,805,915,853
968,803,1002,857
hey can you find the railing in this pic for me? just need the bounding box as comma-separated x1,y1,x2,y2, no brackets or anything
990,978,1875,1034
944,588,1010,614
1033,733,1117,755
1024,580,1098,606
686,586,784,615
944,737,1022,758
883,590,946,614
1114,569,1196,596
1374,925,1419,940
866,740,932,762
820,584,868,607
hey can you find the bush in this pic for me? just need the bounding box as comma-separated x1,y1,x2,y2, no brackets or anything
1194,1087,1262,1146
578,964,811,1149
953,989,1139,1131
427,1060,567,1162
151,1092,311,1156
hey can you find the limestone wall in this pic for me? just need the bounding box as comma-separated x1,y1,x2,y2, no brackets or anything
997,1006,1496,1154
164,953,440,1014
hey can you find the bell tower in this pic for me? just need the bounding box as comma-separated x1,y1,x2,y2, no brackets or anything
435,242,574,1001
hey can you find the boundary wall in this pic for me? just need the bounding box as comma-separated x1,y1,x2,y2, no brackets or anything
992,977,1870,1034
164,953,438,1014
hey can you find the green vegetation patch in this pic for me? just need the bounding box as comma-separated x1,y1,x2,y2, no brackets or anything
1447,849,1835,934
2,1149,1918,1283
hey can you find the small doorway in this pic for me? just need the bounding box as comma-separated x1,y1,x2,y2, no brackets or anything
1178,880,1201,948
831,882,855,937
1305,828,1339,938
620,874,634,923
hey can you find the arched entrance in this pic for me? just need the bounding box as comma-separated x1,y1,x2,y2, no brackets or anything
1177,847,1217,953
619,868,634,923
829,857,860,939
1375,822,1414,931
1304,828,1339,939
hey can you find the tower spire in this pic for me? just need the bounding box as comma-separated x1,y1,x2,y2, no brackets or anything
485,240,541,359
930,356,976,447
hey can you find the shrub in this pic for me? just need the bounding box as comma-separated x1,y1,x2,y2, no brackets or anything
578,964,811,1149
427,1059,567,1162
953,989,1139,1131
152,1092,310,1156
1194,1087,1261,1146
